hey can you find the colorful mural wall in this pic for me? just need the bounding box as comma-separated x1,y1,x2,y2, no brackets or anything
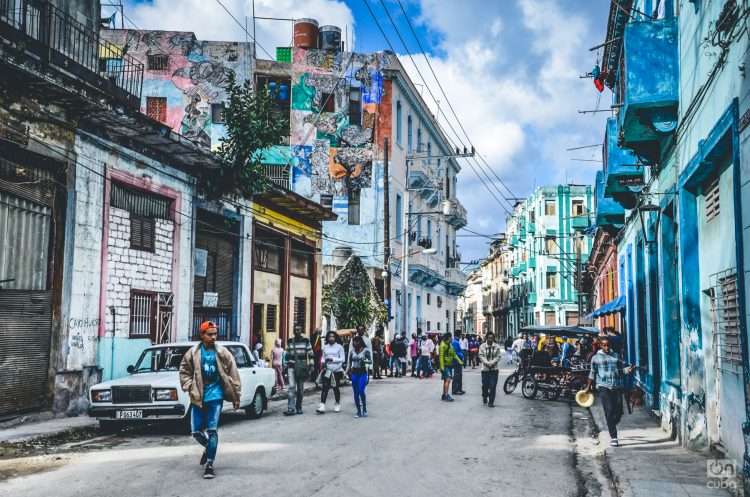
289,48,389,202
101,29,253,150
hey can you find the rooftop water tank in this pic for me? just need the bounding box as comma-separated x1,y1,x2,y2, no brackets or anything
294,18,319,49
319,25,342,52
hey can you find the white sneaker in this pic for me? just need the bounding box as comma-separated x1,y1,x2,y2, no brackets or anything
316,403,325,414
333,403,341,413
610,438,619,447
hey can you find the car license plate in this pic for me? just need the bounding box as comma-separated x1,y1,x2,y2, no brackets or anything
115,409,143,419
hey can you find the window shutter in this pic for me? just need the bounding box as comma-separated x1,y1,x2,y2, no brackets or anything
266,304,278,332
293,297,307,332
705,177,720,223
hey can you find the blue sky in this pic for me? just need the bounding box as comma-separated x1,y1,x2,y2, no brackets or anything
123,0,613,262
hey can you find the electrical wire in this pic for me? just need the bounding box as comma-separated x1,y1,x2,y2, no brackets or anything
212,0,274,60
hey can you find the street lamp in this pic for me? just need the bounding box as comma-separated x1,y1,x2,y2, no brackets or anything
637,198,661,246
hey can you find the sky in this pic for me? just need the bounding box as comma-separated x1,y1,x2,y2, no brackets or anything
119,0,612,263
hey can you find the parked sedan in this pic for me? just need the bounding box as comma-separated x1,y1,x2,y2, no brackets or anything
88,341,275,430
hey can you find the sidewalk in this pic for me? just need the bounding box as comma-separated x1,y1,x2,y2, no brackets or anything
588,402,739,497
0,414,97,444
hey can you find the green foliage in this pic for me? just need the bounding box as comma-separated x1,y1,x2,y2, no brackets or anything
321,256,388,329
202,73,287,200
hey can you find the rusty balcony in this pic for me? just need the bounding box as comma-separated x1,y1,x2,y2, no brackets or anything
0,0,143,108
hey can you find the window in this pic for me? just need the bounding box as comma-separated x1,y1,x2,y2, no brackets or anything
260,164,290,189
291,244,313,278
445,309,449,318
129,291,156,339
426,293,431,305
211,103,225,124
228,346,252,368
704,176,720,222
545,311,556,326
348,188,360,225
396,101,402,144
146,96,167,123
130,215,155,252
426,219,432,243
545,236,557,255
395,194,403,241
320,92,335,113
427,142,432,164
294,297,307,332
147,54,169,71
437,322,441,331
254,241,281,273
266,304,278,332
407,115,413,152
348,87,362,126
544,199,556,216
546,272,557,289
572,199,585,216
417,128,423,152
437,296,443,308
565,311,579,326
426,320,431,330
530,210,535,223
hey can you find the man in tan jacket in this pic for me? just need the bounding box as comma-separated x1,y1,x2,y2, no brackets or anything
478,332,502,407
179,321,241,479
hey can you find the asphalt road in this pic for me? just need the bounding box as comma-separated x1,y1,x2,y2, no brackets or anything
0,367,585,497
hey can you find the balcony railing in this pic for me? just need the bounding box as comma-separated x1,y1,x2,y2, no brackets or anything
594,170,624,230
0,0,143,107
603,117,643,209
443,198,468,229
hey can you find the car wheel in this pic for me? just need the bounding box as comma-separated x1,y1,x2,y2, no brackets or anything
245,389,266,419
98,419,121,434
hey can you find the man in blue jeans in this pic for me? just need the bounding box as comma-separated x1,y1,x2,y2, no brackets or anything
180,321,241,479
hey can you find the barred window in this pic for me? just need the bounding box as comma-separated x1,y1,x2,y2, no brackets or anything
130,291,156,339
147,54,169,71
293,297,307,333
266,304,277,333
146,96,167,122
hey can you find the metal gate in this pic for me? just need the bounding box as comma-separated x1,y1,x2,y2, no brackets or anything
0,167,55,417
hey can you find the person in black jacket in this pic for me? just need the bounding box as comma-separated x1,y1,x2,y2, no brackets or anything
390,335,407,377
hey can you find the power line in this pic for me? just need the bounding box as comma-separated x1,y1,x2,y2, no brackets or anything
212,0,274,60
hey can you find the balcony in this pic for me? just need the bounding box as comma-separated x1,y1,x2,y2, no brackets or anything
528,256,536,269
619,16,678,162
0,0,143,108
407,169,429,190
518,261,527,274
571,214,590,231
444,199,468,229
528,222,536,234
594,170,624,230
527,292,537,305
603,117,643,209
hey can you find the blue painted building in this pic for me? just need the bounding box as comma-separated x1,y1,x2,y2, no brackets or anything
591,0,750,480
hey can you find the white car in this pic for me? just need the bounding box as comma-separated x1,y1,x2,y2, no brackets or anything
88,341,276,430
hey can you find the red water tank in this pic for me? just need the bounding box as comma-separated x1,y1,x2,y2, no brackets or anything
294,18,319,49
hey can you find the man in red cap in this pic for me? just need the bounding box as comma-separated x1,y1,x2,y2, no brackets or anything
179,321,241,479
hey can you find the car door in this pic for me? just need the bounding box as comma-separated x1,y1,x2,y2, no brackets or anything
226,345,254,406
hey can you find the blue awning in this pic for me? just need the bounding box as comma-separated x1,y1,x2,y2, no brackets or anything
586,295,626,319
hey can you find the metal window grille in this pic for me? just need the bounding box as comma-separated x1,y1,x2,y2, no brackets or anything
260,164,290,190
293,297,306,332
708,269,742,374
266,304,277,333
110,183,172,220
147,54,169,71
146,96,167,123
130,291,155,339
705,177,720,223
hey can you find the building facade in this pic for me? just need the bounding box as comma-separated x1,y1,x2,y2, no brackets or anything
255,25,467,339
587,0,750,479
504,185,593,336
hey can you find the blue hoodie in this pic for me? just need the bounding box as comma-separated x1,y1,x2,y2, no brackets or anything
451,338,465,361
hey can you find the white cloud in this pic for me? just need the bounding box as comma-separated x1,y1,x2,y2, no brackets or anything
122,0,355,59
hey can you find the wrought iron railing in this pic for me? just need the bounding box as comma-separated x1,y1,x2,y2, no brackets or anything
0,0,143,106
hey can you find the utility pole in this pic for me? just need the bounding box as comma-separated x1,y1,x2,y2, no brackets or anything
383,137,391,327
401,156,411,339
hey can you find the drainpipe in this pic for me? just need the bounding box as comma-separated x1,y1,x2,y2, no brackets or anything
109,306,116,380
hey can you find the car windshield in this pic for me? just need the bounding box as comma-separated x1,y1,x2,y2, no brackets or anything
133,346,191,373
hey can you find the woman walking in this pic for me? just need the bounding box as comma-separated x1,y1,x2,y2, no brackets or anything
271,338,285,391
348,335,372,418
317,331,345,414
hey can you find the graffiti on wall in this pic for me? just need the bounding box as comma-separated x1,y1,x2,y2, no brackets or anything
100,30,253,149
290,48,389,198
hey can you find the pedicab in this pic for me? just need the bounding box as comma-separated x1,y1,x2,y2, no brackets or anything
504,325,598,401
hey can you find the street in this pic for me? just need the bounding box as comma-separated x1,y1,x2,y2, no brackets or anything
1,368,590,497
